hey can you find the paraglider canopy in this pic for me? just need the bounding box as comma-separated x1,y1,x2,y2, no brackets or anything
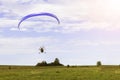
18,12,60,29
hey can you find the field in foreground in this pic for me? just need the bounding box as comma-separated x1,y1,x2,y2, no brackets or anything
0,65,120,80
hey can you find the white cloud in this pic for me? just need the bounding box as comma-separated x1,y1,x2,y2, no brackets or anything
1,0,120,33
0,36,58,54
85,0,120,29
0,19,18,28
0,0,85,31
63,38,120,51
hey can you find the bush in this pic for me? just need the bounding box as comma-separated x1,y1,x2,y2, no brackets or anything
97,61,102,67
67,65,70,68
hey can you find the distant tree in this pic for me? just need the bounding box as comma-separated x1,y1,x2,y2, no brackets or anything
53,58,60,65
48,58,63,66
36,61,47,66
97,61,102,67
67,64,70,68
53,58,63,66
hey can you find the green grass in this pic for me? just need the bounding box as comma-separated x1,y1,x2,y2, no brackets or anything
0,65,120,80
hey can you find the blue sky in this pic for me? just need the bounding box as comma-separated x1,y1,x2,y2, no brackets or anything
0,0,120,65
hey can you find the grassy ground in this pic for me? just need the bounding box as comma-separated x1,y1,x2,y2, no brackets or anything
0,65,120,80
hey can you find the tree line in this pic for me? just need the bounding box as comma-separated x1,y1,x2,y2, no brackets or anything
36,58,64,66
36,59,113,67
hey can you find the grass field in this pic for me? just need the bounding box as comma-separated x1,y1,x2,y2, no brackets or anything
0,65,120,80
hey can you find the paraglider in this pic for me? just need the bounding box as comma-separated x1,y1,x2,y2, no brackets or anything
39,47,46,53
18,12,60,29
17,12,60,55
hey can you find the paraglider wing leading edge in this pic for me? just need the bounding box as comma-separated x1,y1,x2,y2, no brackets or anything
18,12,60,29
